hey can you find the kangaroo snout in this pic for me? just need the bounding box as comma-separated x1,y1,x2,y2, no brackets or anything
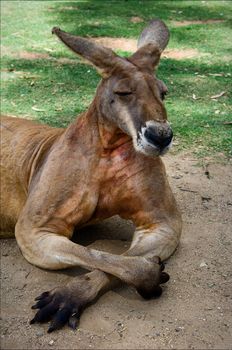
144,124,173,150
136,121,173,157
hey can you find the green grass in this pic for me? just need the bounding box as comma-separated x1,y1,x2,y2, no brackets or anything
1,1,232,158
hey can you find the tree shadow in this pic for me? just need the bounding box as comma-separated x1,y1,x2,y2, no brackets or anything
47,0,231,39
51,216,134,277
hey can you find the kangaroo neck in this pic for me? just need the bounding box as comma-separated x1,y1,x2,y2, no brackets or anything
93,96,132,151
64,98,132,159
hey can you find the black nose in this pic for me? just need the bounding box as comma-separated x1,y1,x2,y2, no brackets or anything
144,127,173,149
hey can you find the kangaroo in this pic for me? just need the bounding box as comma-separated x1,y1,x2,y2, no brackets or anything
0,19,182,332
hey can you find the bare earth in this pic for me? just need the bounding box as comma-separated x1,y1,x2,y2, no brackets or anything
1,40,201,62
1,152,232,350
171,20,225,27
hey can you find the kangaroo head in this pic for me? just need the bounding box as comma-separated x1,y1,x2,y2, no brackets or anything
52,19,172,157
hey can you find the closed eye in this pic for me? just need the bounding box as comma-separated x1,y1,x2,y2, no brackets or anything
115,91,132,96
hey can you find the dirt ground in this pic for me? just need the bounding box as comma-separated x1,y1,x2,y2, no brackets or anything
1,152,232,350
91,38,201,60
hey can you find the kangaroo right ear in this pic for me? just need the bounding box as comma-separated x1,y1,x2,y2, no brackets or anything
128,19,170,72
137,19,170,51
52,27,119,77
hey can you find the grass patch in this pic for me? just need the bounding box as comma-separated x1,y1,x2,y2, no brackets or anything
1,1,232,158
1,57,98,127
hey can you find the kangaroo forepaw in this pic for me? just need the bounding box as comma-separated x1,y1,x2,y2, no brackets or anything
136,257,170,300
30,288,81,332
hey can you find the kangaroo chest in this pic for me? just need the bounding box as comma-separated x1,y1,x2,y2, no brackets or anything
89,142,147,222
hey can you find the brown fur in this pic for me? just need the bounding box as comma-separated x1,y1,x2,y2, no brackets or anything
0,19,182,332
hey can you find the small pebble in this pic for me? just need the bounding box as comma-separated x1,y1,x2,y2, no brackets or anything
200,261,208,268
36,330,43,337
49,340,54,346
172,175,183,179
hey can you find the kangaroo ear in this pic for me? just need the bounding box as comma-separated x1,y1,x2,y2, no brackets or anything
52,27,119,77
137,19,170,51
129,19,170,72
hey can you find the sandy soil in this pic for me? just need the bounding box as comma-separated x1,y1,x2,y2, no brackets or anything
1,152,231,349
90,38,201,60
171,20,225,27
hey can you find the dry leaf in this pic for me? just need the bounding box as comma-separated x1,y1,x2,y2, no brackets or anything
192,94,201,100
44,48,54,53
210,91,226,99
130,16,144,23
32,106,45,112
208,73,224,77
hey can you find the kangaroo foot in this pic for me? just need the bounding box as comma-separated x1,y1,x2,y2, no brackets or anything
30,271,107,333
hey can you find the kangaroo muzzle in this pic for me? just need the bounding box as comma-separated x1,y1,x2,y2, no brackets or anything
136,121,173,157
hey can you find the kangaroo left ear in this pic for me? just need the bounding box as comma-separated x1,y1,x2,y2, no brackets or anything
129,19,170,72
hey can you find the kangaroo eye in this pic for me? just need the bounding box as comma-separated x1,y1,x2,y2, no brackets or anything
115,91,132,97
160,91,167,100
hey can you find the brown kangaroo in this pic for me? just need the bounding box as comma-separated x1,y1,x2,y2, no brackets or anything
0,19,182,332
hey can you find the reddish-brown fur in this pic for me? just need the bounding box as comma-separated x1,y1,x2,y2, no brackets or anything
0,19,182,332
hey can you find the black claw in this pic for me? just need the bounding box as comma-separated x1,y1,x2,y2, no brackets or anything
137,285,163,300
153,285,163,298
47,326,55,333
32,302,59,324
68,312,79,330
160,272,170,284
48,307,71,332
30,318,36,325
160,262,165,271
35,291,50,301
32,296,52,310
